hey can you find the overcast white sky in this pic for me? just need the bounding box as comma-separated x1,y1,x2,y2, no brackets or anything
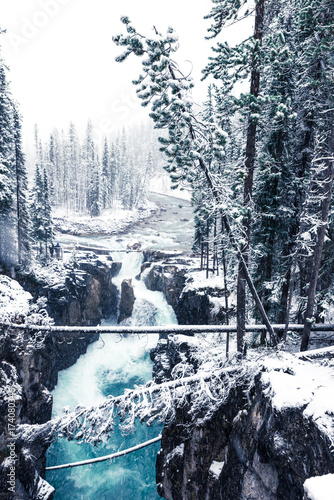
0,0,252,148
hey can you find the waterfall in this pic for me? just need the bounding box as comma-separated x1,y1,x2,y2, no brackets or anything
46,250,176,499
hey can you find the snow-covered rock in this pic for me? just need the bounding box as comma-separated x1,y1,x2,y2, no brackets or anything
0,275,32,323
143,253,231,326
304,474,334,500
157,351,334,500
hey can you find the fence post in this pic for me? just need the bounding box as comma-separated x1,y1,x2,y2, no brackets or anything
222,245,230,358
200,234,204,271
237,278,246,353
206,220,210,279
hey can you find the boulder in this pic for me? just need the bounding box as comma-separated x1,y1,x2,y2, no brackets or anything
143,257,229,325
118,279,135,323
18,252,119,326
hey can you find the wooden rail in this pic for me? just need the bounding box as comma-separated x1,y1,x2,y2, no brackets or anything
2,323,334,335
46,434,162,471
61,244,142,254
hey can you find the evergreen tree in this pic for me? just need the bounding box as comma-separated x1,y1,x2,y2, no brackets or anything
203,0,267,349
0,54,16,265
47,132,58,206
89,158,100,217
42,167,53,252
37,119,159,216
13,106,30,265
101,137,111,210
30,165,44,254
109,141,118,205
113,17,278,347
68,122,80,212
83,119,101,216
30,165,53,256
295,0,334,348
252,1,298,322
61,129,70,211
251,0,334,338
0,33,33,267
203,0,334,349
118,128,131,208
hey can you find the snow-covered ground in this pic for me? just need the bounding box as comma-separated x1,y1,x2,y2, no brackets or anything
52,199,158,236
304,474,334,500
0,275,52,326
30,260,69,286
0,275,31,323
262,351,334,445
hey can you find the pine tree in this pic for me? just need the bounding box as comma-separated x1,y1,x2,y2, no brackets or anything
295,0,334,349
42,167,53,252
109,141,118,206
68,122,80,212
203,0,267,349
61,129,70,211
89,158,100,217
252,1,298,323
13,106,30,265
48,132,57,206
30,165,44,254
0,55,15,265
101,137,111,210
30,165,53,256
118,128,131,208
83,119,101,216
113,16,278,347
203,0,334,350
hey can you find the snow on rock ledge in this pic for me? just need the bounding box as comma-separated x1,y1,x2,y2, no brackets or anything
304,474,334,500
262,354,334,446
0,275,32,322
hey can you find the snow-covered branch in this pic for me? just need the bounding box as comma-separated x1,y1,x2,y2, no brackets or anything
17,357,259,446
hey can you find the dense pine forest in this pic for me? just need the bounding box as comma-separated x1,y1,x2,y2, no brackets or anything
0,0,333,353
32,121,166,218
113,0,334,350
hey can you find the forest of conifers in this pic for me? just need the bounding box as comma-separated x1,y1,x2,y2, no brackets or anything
0,0,333,351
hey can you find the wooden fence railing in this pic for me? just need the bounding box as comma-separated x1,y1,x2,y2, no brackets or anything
2,323,334,335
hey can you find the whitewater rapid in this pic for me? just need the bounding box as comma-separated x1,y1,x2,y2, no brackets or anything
46,248,176,499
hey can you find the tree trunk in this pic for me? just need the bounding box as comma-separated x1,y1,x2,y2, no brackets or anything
16,160,21,264
200,236,204,271
213,214,218,275
222,245,230,357
236,0,265,351
222,216,278,346
237,277,246,352
206,219,210,279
